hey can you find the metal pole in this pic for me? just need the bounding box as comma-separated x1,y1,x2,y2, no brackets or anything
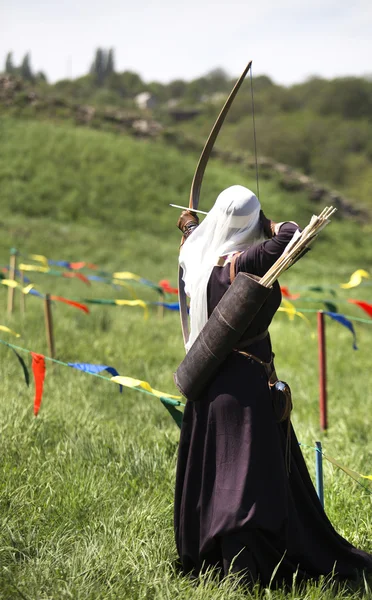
315,441,324,508
317,311,328,431
158,292,165,318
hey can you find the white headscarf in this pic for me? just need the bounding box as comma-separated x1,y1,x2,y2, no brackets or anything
179,185,265,351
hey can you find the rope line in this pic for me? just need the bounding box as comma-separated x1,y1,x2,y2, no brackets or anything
299,443,372,494
0,338,185,407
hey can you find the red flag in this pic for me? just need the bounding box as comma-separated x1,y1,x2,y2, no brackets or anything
63,272,91,286
280,286,300,300
31,353,46,416
348,299,372,318
50,295,89,313
158,279,178,295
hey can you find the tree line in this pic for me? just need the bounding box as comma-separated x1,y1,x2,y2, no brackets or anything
2,48,372,122
2,48,371,208
4,52,47,83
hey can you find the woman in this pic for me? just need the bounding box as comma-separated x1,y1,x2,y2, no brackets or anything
174,185,372,585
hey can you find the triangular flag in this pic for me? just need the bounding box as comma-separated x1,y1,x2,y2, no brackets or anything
50,296,89,314
31,353,46,416
340,269,370,289
114,299,148,319
0,325,20,337
324,312,358,350
110,375,181,400
160,398,183,428
63,272,91,286
30,254,49,267
158,280,179,295
68,363,122,392
348,299,372,318
12,348,30,386
280,285,300,300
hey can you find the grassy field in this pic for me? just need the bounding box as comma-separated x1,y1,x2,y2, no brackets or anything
0,116,372,599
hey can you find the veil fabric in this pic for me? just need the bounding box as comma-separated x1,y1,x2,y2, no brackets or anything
179,185,265,351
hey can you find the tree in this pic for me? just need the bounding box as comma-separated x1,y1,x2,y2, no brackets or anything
36,71,48,83
5,52,15,74
168,79,187,99
90,48,106,86
90,48,116,86
20,53,33,81
106,49,115,76
205,68,230,93
118,71,144,97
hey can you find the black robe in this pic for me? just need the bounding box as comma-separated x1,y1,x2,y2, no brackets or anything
174,223,372,585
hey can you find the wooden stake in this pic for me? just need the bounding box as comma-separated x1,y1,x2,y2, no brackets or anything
158,292,165,318
20,270,26,316
7,249,17,316
44,293,55,358
317,311,328,431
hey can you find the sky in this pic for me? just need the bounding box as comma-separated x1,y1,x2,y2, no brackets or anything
1,0,372,86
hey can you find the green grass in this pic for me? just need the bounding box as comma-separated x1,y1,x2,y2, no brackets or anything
0,116,371,599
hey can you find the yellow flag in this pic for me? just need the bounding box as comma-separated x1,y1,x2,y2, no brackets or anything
111,280,138,299
113,271,141,281
0,325,20,337
22,284,34,294
19,263,49,273
324,453,372,486
114,299,149,319
280,299,296,321
111,375,181,400
278,299,311,326
29,254,49,267
1,279,18,288
340,269,370,289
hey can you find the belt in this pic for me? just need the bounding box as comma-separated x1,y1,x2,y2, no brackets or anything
235,349,278,385
235,348,292,474
234,328,269,351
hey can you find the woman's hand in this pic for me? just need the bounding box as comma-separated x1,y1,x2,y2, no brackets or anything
177,210,199,236
260,210,276,238
177,210,199,245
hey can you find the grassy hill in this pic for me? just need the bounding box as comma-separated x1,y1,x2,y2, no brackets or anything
0,116,371,598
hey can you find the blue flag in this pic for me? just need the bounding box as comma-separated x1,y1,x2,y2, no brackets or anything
68,363,122,391
324,312,358,350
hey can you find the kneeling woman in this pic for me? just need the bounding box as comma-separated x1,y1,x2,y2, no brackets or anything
174,185,372,585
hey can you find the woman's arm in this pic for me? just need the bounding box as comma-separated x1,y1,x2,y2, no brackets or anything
238,221,301,277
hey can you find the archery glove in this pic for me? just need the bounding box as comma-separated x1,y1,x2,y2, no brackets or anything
177,210,199,240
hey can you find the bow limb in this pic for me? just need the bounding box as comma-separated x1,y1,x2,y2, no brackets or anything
178,60,253,348
189,60,252,212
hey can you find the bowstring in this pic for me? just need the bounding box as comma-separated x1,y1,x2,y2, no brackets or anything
249,66,260,201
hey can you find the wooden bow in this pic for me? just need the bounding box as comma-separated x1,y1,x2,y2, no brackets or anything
178,60,253,348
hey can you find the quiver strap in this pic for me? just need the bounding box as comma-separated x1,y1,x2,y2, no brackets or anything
229,251,242,284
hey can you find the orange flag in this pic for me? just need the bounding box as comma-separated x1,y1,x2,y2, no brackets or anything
31,353,46,416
